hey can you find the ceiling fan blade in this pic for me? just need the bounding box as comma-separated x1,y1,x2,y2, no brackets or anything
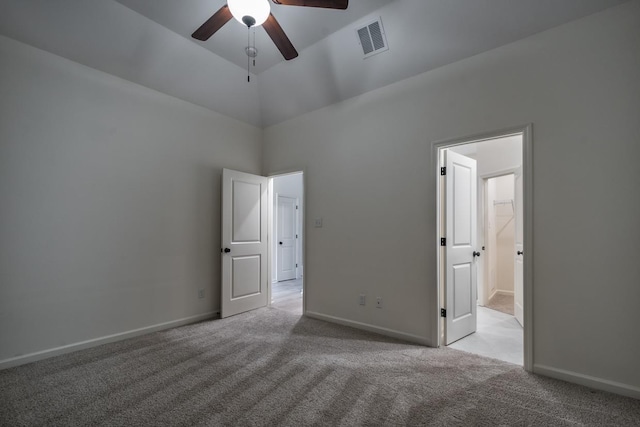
192,5,233,41
263,13,298,61
272,0,348,9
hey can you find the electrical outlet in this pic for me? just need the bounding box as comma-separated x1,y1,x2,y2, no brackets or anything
376,297,382,309
359,294,366,305
198,289,205,299
314,217,323,228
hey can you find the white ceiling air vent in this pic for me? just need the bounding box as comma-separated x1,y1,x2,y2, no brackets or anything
355,17,389,58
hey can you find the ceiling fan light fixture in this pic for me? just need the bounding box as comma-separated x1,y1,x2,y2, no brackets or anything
228,0,271,27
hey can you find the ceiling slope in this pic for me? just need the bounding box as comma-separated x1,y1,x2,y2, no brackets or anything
258,0,631,126
115,0,396,74
0,0,262,126
0,0,631,128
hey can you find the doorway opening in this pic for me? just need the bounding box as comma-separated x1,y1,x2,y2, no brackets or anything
269,171,304,315
434,126,532,370
220,168,304,319
482,174,519,320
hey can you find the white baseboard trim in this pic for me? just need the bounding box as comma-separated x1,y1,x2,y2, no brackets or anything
305,311,433,347
496,290,514,296
0,311,219,370
534,364,640,400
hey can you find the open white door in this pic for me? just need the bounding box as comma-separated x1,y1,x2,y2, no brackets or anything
444,150,478,345
514,168,524,326
221,169,268,318
276,195,297,281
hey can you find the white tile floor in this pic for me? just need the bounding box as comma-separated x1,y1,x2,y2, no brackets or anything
448,305,523,365
271,278,303,315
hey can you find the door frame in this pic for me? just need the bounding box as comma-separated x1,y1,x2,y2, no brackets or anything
433,124,533,371
267,169,306,314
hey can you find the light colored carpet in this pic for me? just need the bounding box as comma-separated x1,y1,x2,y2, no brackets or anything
1,308,639,426
485,293,514,316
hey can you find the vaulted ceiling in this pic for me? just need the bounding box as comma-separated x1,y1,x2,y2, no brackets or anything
115,0,396,75
0,0,629,127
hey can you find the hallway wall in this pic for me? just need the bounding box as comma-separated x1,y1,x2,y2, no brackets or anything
263,2,640,396
0,36,262,364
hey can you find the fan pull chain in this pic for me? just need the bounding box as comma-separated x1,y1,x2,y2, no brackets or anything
247,26,250,82
252,27,256,68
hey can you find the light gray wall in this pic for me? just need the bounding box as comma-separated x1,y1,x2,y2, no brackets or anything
263,1,640,395
0,36,262,362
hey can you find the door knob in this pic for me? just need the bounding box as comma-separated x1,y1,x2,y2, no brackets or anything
223,248,231,253
473,251,481,257
517,250,524,255
279,242,283,245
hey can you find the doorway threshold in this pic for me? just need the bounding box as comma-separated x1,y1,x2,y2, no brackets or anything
448,305,523,365
271,279,303,315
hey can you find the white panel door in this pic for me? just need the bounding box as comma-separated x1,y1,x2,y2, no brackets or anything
221,169,268,318
514,169,524,327
445,151,478,345
276,195,297,281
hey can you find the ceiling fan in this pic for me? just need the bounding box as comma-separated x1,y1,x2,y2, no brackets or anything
192,0,349,61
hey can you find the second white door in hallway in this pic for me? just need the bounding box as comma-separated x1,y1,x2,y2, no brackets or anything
277,195,297,281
